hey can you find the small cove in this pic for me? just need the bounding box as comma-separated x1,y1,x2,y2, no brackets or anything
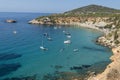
0,13,112,80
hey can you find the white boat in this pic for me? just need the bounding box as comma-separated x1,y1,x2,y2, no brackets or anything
67,35,71,38
73,49,79,52
40,46,48,50
64,40,71,44
13,31,17,34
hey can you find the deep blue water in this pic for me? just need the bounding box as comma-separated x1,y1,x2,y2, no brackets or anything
0,12,112,79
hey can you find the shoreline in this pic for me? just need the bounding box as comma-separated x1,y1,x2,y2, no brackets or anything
29,19,109,33
29,19,118,80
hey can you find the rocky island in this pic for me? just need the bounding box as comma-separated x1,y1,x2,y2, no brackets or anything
6,19,17,23
29,4,120,80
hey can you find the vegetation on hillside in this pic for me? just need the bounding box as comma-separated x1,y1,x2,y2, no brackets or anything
64,4,120,15
35,4,120,25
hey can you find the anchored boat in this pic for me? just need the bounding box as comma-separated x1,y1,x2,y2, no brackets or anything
64,40,71,44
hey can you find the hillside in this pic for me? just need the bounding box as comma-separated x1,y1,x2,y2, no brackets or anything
29,4,120,25
64,4,120,15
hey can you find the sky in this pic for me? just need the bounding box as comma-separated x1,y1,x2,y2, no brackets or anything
0,0,119,13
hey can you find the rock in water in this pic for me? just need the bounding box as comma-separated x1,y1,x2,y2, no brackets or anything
0,53,22,61
6,19,17,23
0,63,21,77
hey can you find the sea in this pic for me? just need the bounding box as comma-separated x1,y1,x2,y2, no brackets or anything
0,12,112,80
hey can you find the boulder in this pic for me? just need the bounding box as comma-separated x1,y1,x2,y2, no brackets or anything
6,19,17,23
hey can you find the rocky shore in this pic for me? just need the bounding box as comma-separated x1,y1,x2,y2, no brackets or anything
88,46,120,80
29,17,111,33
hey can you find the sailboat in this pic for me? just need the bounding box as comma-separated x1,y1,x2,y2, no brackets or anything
40,38,48,51
64,40,71,44
47,27,53,41
63,29,71,44
40,27,48,51
40,46,48,51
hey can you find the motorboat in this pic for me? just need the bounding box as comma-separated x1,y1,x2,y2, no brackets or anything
40,46,48,51
64,40,71,44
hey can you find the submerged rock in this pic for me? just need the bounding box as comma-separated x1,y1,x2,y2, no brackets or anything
70,66,83,70
0,63,21,77
0,53,22,61
54,65,63,69
70,65,91,70
6,19,17,23
82,46,106,52
42,71,83,80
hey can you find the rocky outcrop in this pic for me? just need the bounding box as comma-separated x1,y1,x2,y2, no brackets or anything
97,29,120,48
29,16,110,25
6,19,17,23
96,36,115,48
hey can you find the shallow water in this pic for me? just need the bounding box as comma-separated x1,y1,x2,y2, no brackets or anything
0,12,112,79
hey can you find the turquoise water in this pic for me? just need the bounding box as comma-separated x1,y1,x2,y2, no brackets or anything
0,13,112,79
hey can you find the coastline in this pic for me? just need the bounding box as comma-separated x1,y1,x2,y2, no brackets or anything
29,19,109,33
88,46,120,80
29,19,118,80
